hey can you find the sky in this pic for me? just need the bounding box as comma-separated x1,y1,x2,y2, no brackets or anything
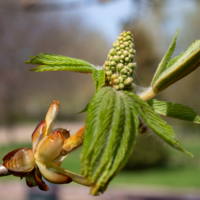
58,0,197,44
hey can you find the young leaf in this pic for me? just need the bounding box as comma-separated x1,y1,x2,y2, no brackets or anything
152,38,200,93
76,103,90,114
26,53,95,73
152,29,179,86
148,99,200,124
123,92,193,157
92,69,105,92
81,87,139,195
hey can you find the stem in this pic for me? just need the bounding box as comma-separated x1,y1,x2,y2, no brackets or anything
138,87,157,101
47,162,91,187
0,165,11,177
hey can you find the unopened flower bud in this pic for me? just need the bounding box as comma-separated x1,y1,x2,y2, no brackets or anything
124,77,132,86
117,63,123,71
125,57,129,62
110,61,116,66
111,74,118,80
120,69,127,74
105,61,110,66
123,50,129,57
113,55,120,62
113,85,120,90
106,71,112,76
118,76,124,83
112,79,119,85
120,44,125,49
105,66,110,71
119,83,125,90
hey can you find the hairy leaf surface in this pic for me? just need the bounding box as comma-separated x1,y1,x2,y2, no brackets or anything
148,99,200,124
124,92,193,157
92,69,105,91
81,87,139,195
26,53,95,73
151,30,200,93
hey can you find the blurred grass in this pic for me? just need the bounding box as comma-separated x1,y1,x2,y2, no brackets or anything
0,134,200,188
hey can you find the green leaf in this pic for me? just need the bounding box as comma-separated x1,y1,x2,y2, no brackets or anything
152,29,179,86
123,92,193,157
26,53,95,73
76,103,90,114
81,87,139,195
152,38,200,93
92,69,105,92
148,99,200,124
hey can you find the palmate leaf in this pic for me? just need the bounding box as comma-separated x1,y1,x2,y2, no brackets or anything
26,53,95,73
81,87,139,195
148,99,200,124
151,31,200,93
123,92,193,157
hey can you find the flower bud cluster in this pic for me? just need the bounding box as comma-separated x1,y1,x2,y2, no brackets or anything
103,31,137,91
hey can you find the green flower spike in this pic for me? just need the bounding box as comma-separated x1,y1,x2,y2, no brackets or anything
103,31,137,91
